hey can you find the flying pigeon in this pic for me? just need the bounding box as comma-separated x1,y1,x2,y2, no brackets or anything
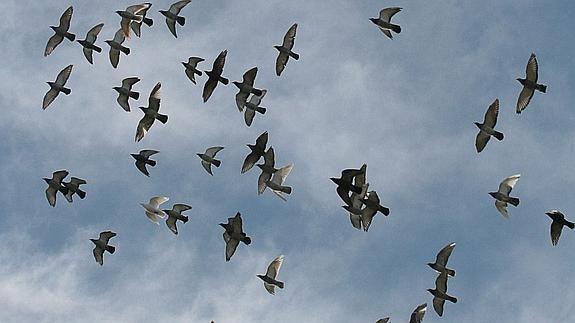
545,210,574,246
43,170,69,207
266,164,293,201
256,147,278,194
274,23,299,76
135,82,168,142
113,77,140,112
331,168,364,206
257,255,285,295
242,131,268,174
63,177,86,202
219,212,251,261
375,318,390,323
427,242,456,277
140,196,169,224
203,50,229,102
44,6,75,56
244,90,267,127
130,3,154,37
182,56,204,85
475,98,503,153
198,146,224,175
233,67,264,111
77,23,104,64
131,149,159,176
163,203,192,235
116,3,152,38
369,7,402,39
489,174,521,218
90,231,116,266
428,272,457,317
347,164,368,230
160,0,192,38
43,64,73,110
409,303,427,323
516,53,547,114
105,28,130,68
360,191,390,231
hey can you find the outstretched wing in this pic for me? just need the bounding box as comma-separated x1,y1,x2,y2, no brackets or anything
265,255,284,280
282,23,297,49
55,65,73,85
498,174,520,195
379,7,402,22
435,242,456,267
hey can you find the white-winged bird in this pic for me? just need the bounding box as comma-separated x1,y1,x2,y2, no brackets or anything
131,149,159,176
266,164,293,201
197,146,224,175
409,303,427,323
369,7,402,39
274,23,299,76
114,77,140,112
43,170,69,207
135,82,168,142
220,212,251,261
202,50,229,102
475,98,504,153
140,196,169,224
44,6,75,56
360,190,390,232
116,3,152,38
545,210,574,246
257,255,285,295
516,53,547,114
427,242,456,277
489,174,520,218
130,3,154,37
160,0,192,38
90,231,116,266
77,23,104,64
43,64,73,110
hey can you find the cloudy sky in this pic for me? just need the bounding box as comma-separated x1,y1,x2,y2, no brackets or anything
1,0,575,322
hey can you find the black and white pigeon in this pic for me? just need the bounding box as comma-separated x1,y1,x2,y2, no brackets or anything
274,23,299,76
331,168,364,206
234,67,264,111
545,210,574,246
219,212,251,261
203,50,229,102
105,28,130,68
427,242,456,277
63,177,86,202
489,174,520,218
45,6,75,56
90,231,116,266
43,170,69,207
77,23,104,64
516,53,547,114
242,131,268,174
163,203,192,235
135,82,168,142
116,3,152,38
475,98,503,153
131,149,159,176
197,146,224,175
428,272,457,317
347,164,368,230
244,90,267,127
160,0,192,38
43,64,73,110
409,303,427,323
266,164,293,201
256,147,278,194
369,7,402,39
182,56,204,85
130,3,154,37
360,190,390,232
113,77,140,112
257,255,285,295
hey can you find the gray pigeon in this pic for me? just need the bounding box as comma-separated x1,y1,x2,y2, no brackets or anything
347,164,368,230
130,3,154,37
545,210,574,246
198,146,224,175
90,231,116,266
266,164,293,201
274,23,299,76
427,242,456,277
428,272,457,317
160,0,192,38
360,191,390,232
244,90,267,127
131,149,159,176
489,174,520,218
256,147,277,194
113,77,140,112
63,177,86,202
105,28,130,68
77,23,104,64
163,203,192,235
182,57,204,85
475,98,503,153
516,53,547,114
43,170,69,207
44,6,75,56
43,64,73,110
116,3,152,38
257,255,285,295
409,303,427,323
203,50,229,102
369,7,402,39
219,212,251,261
242,131,268,174
233,67,264,111
135,82,168,142
331,168,364,206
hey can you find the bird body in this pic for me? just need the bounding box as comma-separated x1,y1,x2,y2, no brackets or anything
63,177,86,202
105,29,130,68
475,98,504,152
114,77,140,112
331,168,364,205
163,203,192,235
77,23,104,64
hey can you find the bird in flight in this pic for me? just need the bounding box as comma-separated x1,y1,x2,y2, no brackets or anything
77,23,104,64
42,64,73,110
257,255,285,295
135,82,168,142
105,28,130,68
131,149,159,176
516,53,547,114
44,6,75,56
233,67,264,111
220,212,251,261
140,196,169,224
163,203,192,235
489,174,521,218
90,231,116,266
43,170,69,207
242,131,268,174
182,56,204,85
369,7,402,39
427,242,456,277
274,23,299,76
114,77,141,112
475,98,504,153
160,0,192,38
203,50,229,102
545,210,574,246
197,146,224,175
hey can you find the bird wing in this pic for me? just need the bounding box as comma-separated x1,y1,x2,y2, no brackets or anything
44,34,64,56
242,152,260,174
140,149,159,158
379,7,402,22
145,210,161,224
255,131,269,148
166,18,178,38
86,23,104,43
495,200,509,218
282,23,297,49
117,93,131,111
150,196,169,208
188,56,204,65
258,171,272,194
42,89,59,110
70,177,86,185
59,6,74,30
113,28,125,44
55,65,73,85
83,47,94,64
201,160,213,175
127,3,151,14
135,114,154,142
271,164,293,186
109,47,120,68
93,246,104,265
172,203,192,213
526,53,538,83
236,91,250,112
45,186,58,207
376,318,390,323
212,50,228,74
99,231,117,244
52,170,69,182
148,82,162,112
475,131,490,153
263,147,275,168
166,216,179,234
409,303,427,323
341,168,362,182
275,52,289,76
516,86,534,114
361,207,378,231
205,146,224,158
498,174,520,195
135,160,150,176
366,191,381,204
242,67,258,86
250,89,267,106
170,0,191,14
349,213,362,230
122,77,140,89
264,282,276,295
551,220,563,246
185,69,198,84
484,98,499,128
265,255,284,279
336,186,352,205
432,297,445,317
202,78,218,102
435,242,456,267
244,107,256,126
378,27,393,39
225,236,239,261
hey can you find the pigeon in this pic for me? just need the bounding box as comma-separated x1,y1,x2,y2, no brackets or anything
266,164,294,201
197,146,224,175
475,98,504,153
203,50,229,102
140,196,169,224
256,147,278,194
116,3,152,38
182,57,204,85
274,23,299,76
63,177,86,203
77,23,104,64
130,3,154,37
113,77,140,112
409,303,427,323
135,82,168,142
244,90,267,127
545,210,575,246
131,149,159,176
331,168,364,206
42,64,73,110
219,212,251,261
516,53,547,114
233,67,264,111
359,191,390,231
44,6,75,56
105,28,130,68
347,164,368,230
427,242,456,277
369,7,402,39
257,255,285,295
160,0,192,38
163,203,192,235
428,272,457,317
242,131,268,174
489,174,521,218
90,231,116,266
43,170,69,207
376,318,390,323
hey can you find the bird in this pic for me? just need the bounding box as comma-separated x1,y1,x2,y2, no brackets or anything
203,50,229,102
130,3,154,37
256,147,278,194
116,3,152,38
77,23,104,64
428,272,457,317
331,168,364,206
42,64,73,110
113,77,140,112
266,164,294,201
257,255,285,295
63,177,86,203
375,318,390,323
182,57,204,85
242,131,268,174
409,303,427,323
90,231,116,266
105,28,130,68
43,170,69,207
274,23,299,76
489,174,521,218
163,203,192,235
140,196,169,224
545,210,574,246
160,0,192,38
347,164,368,230
197,146,224,175
135,82,168,142
516,53,547,114
44,6,75,56
131,149,159,176
427,242,456,277
244,90,267,127
360,191,390,231
219,212,251,261
475,98,503,153
369,7,402,39
233,67,264,111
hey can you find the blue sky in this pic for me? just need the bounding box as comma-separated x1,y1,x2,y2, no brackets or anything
1,0,575,322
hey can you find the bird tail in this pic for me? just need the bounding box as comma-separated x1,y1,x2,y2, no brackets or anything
143,17,154,26
181,215,189,223
106,245,116,254
493,131,504,141
256,107,266,114
147,160,157,167
212,159,221,168
77,189,86,199
378,206,390,216
242,236,252,245
93,45,102,53
176,16,185,26
61,87,72,95
289,52,299,60
219,76,229,85
120,46,130,55
447,295,457,303
278,186,292,194
252,88,263,96
447,269,456,277
65,32,76,41
537,84,547,93
565,220,575,229
276,281,285,289
389,24,401,34
508,197,520,207
156,113,168,124
129,91,140,100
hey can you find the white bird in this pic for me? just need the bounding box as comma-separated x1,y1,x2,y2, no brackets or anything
257,255,285,295
266,164,293,201
140,196,169,224
489,174,521,218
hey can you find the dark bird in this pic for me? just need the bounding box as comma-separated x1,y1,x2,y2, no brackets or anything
347,164,368,230
242,131,268,174
90,231,116,266
163,203,192,235
266,164,293,201
202,50,229,102
63,177,86,203
256,147,278,194
77,23,104,64
197,146,224,175
43,170,69,207
489,174,520,218
116,3,152,38
375,318,390,323
43,64,73,110
369,7,402,39
219,212,251,261
135,82,168,142
131,149,159,176
182,56,204,85
130,3,154,37
475,98,503,153
360,190,390,231
44,6,75,56
274,23,299,76
113,77,140,112
428,272,457,317
160,0,192,38
105,28,130,68
331,168,364,206
409,303,427,323
244,90,267,127
516,53,547,114
427,242,456,277
545,210,574,246
257,255,285,295
233,67,264,111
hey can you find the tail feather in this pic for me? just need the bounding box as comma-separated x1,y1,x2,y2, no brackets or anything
176,16,185,26
143,17,153,26
379,206,390,216
289,52,299,60
61,87,71,95
77,190,86,199
276,281,285,289
565,220,575,229
252,88,263,96
212,159,221,167
65,32,76,41
448,296,457,303
219,76,229,85
390,24,401,34
156,113,168,124
93,45,102,53
508,197,520,207
181,215,189,223
447,269,456,277
120,46,130,55
243,236,251,245
106,245,116,254
147,160,156,167
256,107,266,114
129,91,140,100
537,84,547,93
493,131,504,141
280,186,292,194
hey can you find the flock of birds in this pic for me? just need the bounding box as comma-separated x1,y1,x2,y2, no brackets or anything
38,2,572,322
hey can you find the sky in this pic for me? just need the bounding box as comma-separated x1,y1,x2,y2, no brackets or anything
1,0,575,322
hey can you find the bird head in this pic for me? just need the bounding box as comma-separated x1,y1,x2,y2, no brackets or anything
138,106,147,113
104,40,112,45
49,26,57,31
232,81,241,88
369,18,378,24
130,153,139,159
115,10,124,15
426,288,434,293
488,192,497,198
256,164,264,170
473,122,482,128
42,178,51,184
256,274,265,280
112,86,121,92
89,238,97,245
516,78,525,85
330,177,341,185
159,10,168,16
273,45,281,51
46,81,54,87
